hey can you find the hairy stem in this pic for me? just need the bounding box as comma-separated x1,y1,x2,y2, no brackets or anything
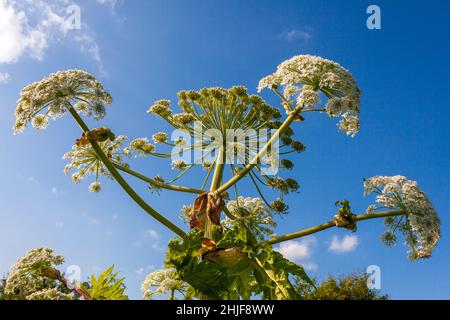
210,146,225,192
266,210,405,245
204,146,226,239
57,274,92,300
67,107,185,237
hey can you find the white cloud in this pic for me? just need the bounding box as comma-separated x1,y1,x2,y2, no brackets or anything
55,221,63,229
146,229,159,239
302,262,318,271
96,0,118,8
328,235,359,253
135,267,145,275
51,187,59,194
0,0,62,63
27,176,41,186
279,27,313,42
135,264,155,275
88,217,99,225
277,237,317,262
75,33,106,76
133,240,142,247
151,242,164,251
0,0,105,74
96,0,124,19
0,72,10,83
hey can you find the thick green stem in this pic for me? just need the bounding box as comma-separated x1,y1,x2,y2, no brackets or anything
216,109,300,194
266,210,405,245
210,146,225,192
203,146,226,239
114,163,205,194
67,107,185,237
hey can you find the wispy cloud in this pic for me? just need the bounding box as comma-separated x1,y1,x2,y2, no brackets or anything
75,33,107,76
96,0,125,21
96,0,118,10
135,264,155,276
151,242,164,252
279,27,313,42
88,217,99,225
55,221,64,229
328,235,359,253
27,176,42,186
133,240,142,247
0,72,10,83
146,229,159,239
0,0,106,75
96,0,118,7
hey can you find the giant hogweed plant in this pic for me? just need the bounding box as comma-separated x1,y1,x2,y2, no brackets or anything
9,55,441,300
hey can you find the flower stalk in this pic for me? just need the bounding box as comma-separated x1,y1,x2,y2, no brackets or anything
67,106,185,237
216,107,302,194
55,273,92,300
114,163,205,194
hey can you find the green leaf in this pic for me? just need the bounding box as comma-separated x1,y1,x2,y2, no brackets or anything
82,266,128,300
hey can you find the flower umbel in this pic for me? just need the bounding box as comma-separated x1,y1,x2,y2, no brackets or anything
63,135,128,191
224,197,276,240
26,288,72,300
4,248,65,299
14,69,112,134
258,55,361,136
141,269,186,299
364,175,440,259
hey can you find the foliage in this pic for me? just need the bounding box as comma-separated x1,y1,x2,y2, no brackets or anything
82,266,128,300
165,226,313,300
295,272,389,300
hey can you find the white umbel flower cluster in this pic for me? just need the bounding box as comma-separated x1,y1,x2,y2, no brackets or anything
26,288,72,300
364,175,440,260
63,135,128,190
141,269,186,299
258,55,360,137
4,248,65,299
14,69,112,134
224,197,276,240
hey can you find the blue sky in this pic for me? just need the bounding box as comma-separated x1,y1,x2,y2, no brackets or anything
0,0,449,299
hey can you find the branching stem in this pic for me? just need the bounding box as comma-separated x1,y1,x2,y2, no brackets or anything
67,107,185,237
114,163,205,194
266,210,405,245
216,107,302,194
